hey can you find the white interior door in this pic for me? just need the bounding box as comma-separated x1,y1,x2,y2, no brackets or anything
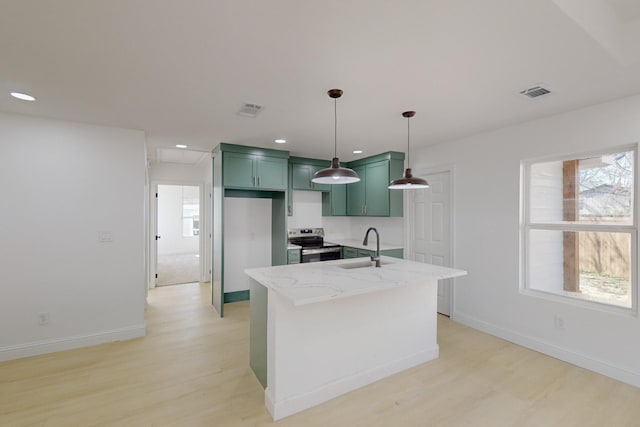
408,171,452,315
156,184,201,286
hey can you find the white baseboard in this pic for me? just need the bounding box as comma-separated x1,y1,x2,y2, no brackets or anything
0,324,146,362
452,311,640,388
265,346,439,421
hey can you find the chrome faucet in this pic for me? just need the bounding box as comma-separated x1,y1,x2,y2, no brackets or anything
362,227,381,267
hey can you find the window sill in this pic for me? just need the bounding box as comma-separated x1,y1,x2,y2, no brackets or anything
520,287,637,318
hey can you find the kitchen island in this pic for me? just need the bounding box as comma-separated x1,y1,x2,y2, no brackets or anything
245,256,467,420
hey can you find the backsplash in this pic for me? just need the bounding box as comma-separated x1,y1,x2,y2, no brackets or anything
347,217,404,246
288,190,405,246
287,191,323,228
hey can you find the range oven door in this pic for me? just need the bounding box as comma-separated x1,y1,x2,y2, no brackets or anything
301,247,342,263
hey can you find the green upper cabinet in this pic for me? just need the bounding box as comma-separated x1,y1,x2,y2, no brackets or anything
346,152,405,217
290,157,331,192
223,152,256,188
222,144,289,191
322,184,347,216
258,156,288,189
364,160,390,216
347,165,366,216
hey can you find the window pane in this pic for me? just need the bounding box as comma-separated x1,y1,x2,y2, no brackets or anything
579,151,633,224
529,150,634,225
528,229,632,308
181,185,200,237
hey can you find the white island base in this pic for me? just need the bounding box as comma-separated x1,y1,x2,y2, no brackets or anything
246,256,466,420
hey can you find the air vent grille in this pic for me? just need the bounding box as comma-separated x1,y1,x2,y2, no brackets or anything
520,86,551,99
238,103,264,117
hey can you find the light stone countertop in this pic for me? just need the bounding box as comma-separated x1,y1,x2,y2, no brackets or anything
245,256,466,306
287,243,301,250
323,238,403,251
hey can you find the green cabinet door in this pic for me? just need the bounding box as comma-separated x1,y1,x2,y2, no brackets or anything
364,160,390,216
380,248,404,259
347,165,366,216
292,163,330,191
287,248,301,264
342,246,359,259
357,248,373,257
309,166,331,191
223,152,257,188
223,152,287,190
256,156,287,190
291,163,313,190
322,184,347,216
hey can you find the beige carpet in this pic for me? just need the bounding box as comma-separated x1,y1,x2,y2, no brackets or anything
157,253,200,286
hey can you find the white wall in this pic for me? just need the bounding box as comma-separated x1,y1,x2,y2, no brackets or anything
149,160,207,182
413,94,640,387
288,191,323,228
0,112,146,361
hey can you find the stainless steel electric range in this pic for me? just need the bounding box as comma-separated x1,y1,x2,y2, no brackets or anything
287,228,341,263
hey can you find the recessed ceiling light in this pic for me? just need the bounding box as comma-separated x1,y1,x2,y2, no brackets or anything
176,144,188,148
274,139,286,144
353,149,363,154
10,92,36,101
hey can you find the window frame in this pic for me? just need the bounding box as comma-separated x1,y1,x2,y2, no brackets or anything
520,144,638,315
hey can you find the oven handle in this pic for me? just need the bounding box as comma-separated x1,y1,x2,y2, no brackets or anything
302,247,341,255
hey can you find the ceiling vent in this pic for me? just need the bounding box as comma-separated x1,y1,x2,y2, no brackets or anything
238,102,264,117
520,85,551,99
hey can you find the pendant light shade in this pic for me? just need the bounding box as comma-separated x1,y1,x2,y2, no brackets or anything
389,111,429,189
312,89,360,184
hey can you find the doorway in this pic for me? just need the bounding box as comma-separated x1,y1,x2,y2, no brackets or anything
407,170,453,315
155,184,201,286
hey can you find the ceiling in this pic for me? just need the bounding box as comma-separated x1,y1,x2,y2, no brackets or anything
2,0,640,163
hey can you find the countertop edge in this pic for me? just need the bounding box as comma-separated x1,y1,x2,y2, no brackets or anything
245,256,467,306
324,238,403,251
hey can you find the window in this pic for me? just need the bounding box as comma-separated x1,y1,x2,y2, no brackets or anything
522,146,636,310
182,186,200,237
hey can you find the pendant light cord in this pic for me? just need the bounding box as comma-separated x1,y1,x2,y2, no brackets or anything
406,115,411,167
334,97,338,158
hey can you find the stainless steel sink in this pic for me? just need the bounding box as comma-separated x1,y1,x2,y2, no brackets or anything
339,260,393,269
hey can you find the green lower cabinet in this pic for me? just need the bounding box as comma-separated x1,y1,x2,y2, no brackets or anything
357,248,373,257
342,246,359,259
381,248,404,259
287,248,301,264
249,280,268,388
342,246,404,259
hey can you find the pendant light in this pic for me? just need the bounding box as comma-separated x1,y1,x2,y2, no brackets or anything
312,89,360,184
389,111,429,189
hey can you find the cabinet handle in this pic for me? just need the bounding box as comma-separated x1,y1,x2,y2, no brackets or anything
364,204,367,215
257,176,260,187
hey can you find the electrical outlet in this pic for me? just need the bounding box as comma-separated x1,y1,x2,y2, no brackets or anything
38,312,50,325
98,231,113,243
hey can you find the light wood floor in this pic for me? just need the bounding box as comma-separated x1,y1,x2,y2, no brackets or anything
2,283,639,427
